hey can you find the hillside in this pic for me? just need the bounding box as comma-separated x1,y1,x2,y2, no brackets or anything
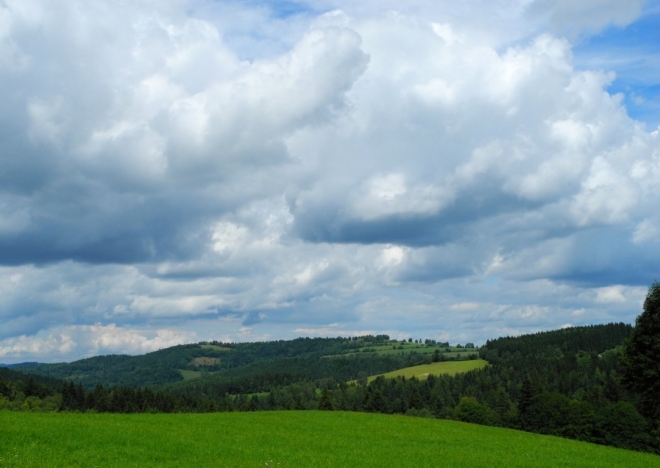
1,411,657,467
2,321,656,453
10,335,471,389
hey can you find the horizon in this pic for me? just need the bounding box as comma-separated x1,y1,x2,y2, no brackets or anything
0,320,632,366
0,0,659,365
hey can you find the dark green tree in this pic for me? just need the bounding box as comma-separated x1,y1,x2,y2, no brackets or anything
453,397,495,425
595,401,651,451
622,282,660,420
318,389,334,411
518,378,535,416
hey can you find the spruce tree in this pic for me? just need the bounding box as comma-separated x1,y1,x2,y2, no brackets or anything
622,282,660,420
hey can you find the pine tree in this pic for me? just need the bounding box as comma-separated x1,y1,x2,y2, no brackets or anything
518,378,535,415
318,389,334,411
622,282,660,420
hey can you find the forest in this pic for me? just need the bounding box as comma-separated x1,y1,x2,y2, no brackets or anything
2,283,660,456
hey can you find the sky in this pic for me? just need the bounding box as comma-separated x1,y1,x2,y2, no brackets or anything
0,0,659,364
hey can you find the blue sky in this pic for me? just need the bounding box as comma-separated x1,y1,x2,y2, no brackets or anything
0,0,658,363
574,4,660,128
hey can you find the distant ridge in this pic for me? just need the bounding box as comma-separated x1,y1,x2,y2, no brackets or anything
0,362,41,369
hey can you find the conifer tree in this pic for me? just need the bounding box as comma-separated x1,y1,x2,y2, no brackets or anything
622,282,660,420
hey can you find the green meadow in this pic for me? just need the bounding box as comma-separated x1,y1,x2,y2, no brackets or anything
198,344,232,352
176,369,203,380
354,359,489,384
2,411,657,468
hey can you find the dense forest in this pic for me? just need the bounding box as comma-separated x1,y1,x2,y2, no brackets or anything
2,283,660,456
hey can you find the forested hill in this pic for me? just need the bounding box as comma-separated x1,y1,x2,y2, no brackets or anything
7,334,426,388
480,323,633,362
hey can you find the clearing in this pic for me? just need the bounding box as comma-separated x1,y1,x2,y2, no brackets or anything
355,359,489,384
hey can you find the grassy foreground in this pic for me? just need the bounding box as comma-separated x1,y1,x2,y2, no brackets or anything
1,411,658,468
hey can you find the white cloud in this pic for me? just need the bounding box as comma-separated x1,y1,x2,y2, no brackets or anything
594,285,626,303
0,324,197,363
450,303,480,311
350,173,454,220
632,218,660,244
527,0,644,35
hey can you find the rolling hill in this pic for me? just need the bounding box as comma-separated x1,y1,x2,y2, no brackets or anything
7,335,460,389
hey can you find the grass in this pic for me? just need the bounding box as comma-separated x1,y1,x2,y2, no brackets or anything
356,359,489,384
199,344,232,352
1,411,658,467
177,369,202,380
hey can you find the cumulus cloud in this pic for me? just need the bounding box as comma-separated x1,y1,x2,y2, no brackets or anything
0,324,196,363
0,0,657,363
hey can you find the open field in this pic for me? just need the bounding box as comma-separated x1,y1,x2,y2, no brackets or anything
1,411,658,468
199,344,232,352
352,359,489,384
177,369,202,380
190,357,221,367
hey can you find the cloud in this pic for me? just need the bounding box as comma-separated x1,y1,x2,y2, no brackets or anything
0,0,657,363
0,1,368,265
527,0,644,36
0,324,197,363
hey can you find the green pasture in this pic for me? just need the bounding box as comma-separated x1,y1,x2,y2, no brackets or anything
359,359,488,383
178,368,220,380
177,369,202,380
199,344,232,352
1,411,658,467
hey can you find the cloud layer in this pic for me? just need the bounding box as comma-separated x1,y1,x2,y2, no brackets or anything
0,0,657,363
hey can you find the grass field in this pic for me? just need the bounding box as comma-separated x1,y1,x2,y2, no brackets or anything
177,369,202,380
1,411,658,467
199,344,232,352
353,359,488,384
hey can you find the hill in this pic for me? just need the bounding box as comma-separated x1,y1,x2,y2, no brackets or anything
1,411,657,467
2,321,656,453
0,362,40,369
11,335,470,390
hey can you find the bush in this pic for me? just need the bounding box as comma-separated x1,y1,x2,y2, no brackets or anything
595,402,652,452
453,397,497,426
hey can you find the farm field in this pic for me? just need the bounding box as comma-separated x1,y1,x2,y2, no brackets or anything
355,359,489,383
1,411,658,468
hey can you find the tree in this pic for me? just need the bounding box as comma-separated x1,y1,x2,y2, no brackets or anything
622,282,660,420
318,389,334,411
453,397,495,425
518,378,535,416
595,401,651,451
